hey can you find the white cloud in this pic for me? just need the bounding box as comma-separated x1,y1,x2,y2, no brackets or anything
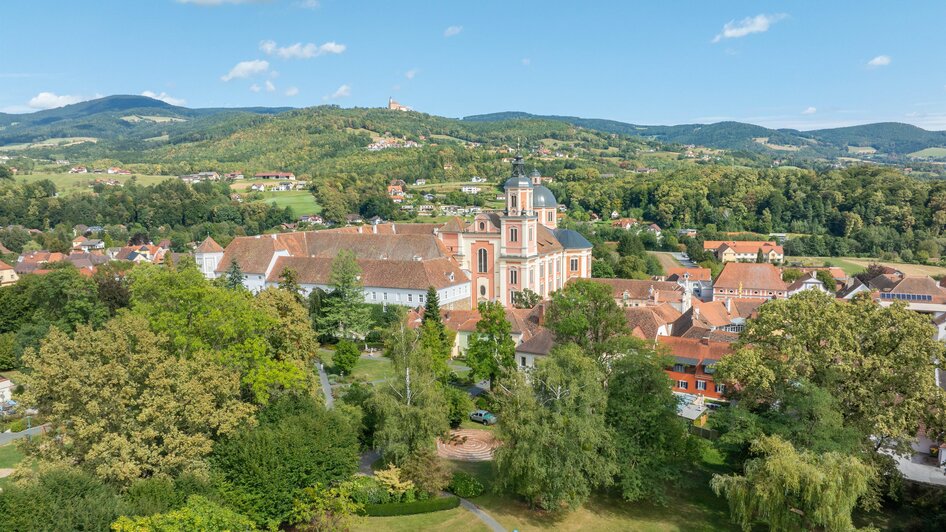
444,25,463,37
867,55,891,67
285,86,299,97
177,0,269,5
265,80,276,92
296,0,319,8
259,40,346,59
405,68,418,80
249,83,261,92
141,90,186,106
323,83,351,100
521,58,531,66
802,106,817,115
712,13,786,43
27,91,86,110
221,59,269,81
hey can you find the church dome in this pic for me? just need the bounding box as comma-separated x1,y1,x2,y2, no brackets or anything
503,175,533,189
532,185,557,208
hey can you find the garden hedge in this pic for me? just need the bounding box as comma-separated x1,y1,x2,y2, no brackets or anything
360,495,460,517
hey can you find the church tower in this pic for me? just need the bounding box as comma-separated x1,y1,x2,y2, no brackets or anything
500,154,539,305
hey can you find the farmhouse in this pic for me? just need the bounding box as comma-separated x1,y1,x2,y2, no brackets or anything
703,240,784,263
713,262,788,302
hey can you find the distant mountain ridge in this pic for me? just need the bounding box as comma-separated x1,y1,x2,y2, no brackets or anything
0,95,292,147
463,111,946,157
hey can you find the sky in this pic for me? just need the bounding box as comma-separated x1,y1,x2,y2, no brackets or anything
2,0,946,130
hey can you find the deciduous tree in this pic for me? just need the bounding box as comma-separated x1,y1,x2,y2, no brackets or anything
465,301,515,387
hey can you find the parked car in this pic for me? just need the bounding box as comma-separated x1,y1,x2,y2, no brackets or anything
469,409,497,425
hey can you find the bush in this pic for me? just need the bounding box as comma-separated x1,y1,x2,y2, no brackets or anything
445,387,474,429
448,471,484,498
7,418,26,432
334,340,360,375
0,465,120,531
360,495,460,517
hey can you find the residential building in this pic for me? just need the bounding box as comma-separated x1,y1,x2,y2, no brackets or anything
703,240,784,263
254,172,296,180
460,185,481,194
590,278,686,310
0,377,14,403
665,267,713,301
659,336,732,402
0,260,18,287
194,237,225,277
713,262,788,302
611,218,638,230
786,272,831,296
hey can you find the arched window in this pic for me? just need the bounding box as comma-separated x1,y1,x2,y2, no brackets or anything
477,248,488,273
510,227,518,242
510,268,518,285
479,222,485,231
510,194,518,208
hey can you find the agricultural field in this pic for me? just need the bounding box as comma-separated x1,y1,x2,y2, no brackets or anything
909,147,946,159
251,190,321,216
0,137,97,151
12,172,172,194
847,146,877,155
787,256,946,277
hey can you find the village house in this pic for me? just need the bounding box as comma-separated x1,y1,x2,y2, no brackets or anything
0,260,18,287
660,336,732,401
703,240,784,263
713,262,788,302
71,235,105,252
460,185,481,194
611,218,638,230
665,267,713,302
255,172,296,180
0,376,15,403
590,278,686,310
786,272,831,296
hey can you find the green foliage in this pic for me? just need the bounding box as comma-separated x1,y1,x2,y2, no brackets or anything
360,495,460,517
444,386,474,429
223,259,245,291
372,320,449,466
607,349,699,503
0,465,120,532
112,495,255,532
340,381,379,448
315,250,372,341
118,474,213,518
711,435,873,532
511,288,541,309
493,345,616,511
21,313,255,485
448,471,485,498
286,483,362,531
545,279,629,368
211,396,359,529
465,301,516,385
333,339,360,375
0,332,17,371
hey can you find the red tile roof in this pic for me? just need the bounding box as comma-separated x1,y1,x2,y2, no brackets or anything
589,278,684,303
665,267,711,282
195,236,224,253
704,240,783,255
714,263,787,291
267,255,468,291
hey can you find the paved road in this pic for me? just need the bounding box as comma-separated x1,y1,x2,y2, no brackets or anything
669,251,699,268
317,363,334,409
0,425,47,446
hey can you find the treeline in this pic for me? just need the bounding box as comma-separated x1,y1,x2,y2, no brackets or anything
0,178,292,246
554,164,946,261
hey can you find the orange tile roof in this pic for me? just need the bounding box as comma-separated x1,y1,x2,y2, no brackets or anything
589,278,684,302
714,263,787,291
658,336,733,362
704,240,783,255
195,236,224,253
267,255,468,291
665,267,711,282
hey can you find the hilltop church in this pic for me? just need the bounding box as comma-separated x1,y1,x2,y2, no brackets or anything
195,155,592,309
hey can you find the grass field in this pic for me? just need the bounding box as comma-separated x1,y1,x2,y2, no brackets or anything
0,137,97,151
353,507,490,532
13,172,172,195
319,349,395,384
252,190,321,216
847,146,877,155
436,450,735,532
648,251,682,272
0,443,26,490
909,147,946,158
789,256,946,277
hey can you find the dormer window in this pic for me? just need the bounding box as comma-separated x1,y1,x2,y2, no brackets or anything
479,222,485,231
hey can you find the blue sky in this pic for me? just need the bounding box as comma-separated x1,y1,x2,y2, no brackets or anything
2,0,946,130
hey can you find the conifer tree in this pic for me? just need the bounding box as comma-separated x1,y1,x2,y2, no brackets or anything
224,259,245,291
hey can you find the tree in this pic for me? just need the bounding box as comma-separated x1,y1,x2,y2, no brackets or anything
212,396,359,529
0,165,12,180
512,288,541,309
711,435,873,532
755,248,765,263
371,319,449,467
223,258,246,290
278,266,303,303
607,348,698,503
493,345,616,511
544,279,629,368
315,250,372,342
0,465,119,532
815,269,836,293
465,301,515,387
333,339,360,375
286,483,362,532
422,286,444,336
112,495,255,532
444,385,474,429
781,267,803,283
21,314,255,485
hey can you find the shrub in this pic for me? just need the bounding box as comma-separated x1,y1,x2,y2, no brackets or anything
360,495,460,517
448,471,485,498
0,465,120,531
334,340,360,375
7,418,26,432
445,387,474,429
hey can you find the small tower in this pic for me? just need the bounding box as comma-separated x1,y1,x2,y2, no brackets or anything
194,236,224,279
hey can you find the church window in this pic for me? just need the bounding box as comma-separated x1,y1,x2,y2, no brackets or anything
510,268,518,285
477,248,488,273
510,227,518,242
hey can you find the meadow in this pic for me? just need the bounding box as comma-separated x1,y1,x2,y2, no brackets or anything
12,172,172,195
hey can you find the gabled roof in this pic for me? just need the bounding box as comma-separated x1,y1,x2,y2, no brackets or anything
714,263,787,291
666,267,712,282
704,240,783,255
0,260,12,271
267,255,468,291
624,305,678,341
786,272,823,292
516,327,555,356
589,278,685,303
195,236,224,254
658,336,733,365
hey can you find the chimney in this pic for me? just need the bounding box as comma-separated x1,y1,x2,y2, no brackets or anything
700,336,710,346
694,306,700,319
372,224,377,234
725,298,732,314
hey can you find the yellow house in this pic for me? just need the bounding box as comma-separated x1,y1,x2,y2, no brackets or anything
0,260,19,287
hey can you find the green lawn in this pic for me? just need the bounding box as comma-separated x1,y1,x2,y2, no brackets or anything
352,507,490,532
13,173,172,195
0,443,24,469
788,256,946,277
784,256,866,275
439,450,736,532
252,190,321,216
320,348,395,384
909,147,946,158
